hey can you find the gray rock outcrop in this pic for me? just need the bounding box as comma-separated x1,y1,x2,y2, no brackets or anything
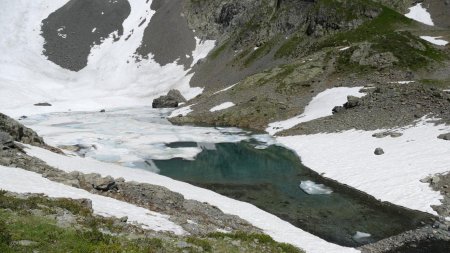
152,89,187,108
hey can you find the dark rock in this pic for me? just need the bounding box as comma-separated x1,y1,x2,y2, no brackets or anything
438,133,450,141
99,109,106,113
374,148,384,155
344,96,360,109
152,89,186,108
332,106,345,114
0,132,15,150
34,102,52,106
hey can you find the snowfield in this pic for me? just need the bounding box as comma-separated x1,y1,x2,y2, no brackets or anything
210,102,236,112
0,165,185,235
266,87,365,135
0,0,214,118
25,145,358,253
405,3,434,26
420,36,449,46
277,118,450,215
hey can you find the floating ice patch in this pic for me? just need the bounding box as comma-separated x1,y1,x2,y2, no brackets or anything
300,181,333,195
420,36,449,46
352,232,371,240
405,3,434,26
266,87,365,135
210,102,235,112
92,27,97,33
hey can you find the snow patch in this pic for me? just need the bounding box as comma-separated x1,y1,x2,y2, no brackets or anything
277,119,450,215
405,3,434,26
266,87,365,135
26,145,358,253
300,181,333,195
0,165,185,235
390,81,415,84
210,102,235,112
213,83,238,95
169,105,194,118
340,46,351,51
420,36,449,46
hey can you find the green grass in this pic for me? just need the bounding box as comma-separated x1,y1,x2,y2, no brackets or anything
0,192,305,253
209,41,229,60
275,35,304,59
243,39,277,67
207,231,305,253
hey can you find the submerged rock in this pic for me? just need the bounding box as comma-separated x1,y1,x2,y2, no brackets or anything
152,89,187,108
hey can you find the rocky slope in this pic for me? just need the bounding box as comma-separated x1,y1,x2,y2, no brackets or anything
170,0,450,132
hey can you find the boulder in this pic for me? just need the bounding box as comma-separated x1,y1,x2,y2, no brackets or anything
332,106,345,114
374,148,384,155
438,133,450,141
92,176,117,191
152,89,186,108
344,96,361,109
34,102,52,106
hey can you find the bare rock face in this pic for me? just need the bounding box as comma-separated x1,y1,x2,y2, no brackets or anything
0,113,45,146
152,89,187,108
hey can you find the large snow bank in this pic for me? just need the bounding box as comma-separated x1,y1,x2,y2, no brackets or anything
266,87,364,135
0,0,215,118
277,119,450,215
405,3,434,26
0,165,185,234
26,145,358,253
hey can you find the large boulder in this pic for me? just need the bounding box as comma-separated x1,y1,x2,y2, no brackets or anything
152,89,187,108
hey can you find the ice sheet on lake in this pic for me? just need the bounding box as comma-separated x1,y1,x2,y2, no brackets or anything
266,87,365,135
22,107,253,166
0,165,185,235
300,181,333,195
